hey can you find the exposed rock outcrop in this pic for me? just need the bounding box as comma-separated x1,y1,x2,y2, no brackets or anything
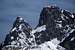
0,5,75,50
35,6,75,45
1,16,33,50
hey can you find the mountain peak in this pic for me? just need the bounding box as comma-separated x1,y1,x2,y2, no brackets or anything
2,16,32,48
0,6,75,50
35,5,75,44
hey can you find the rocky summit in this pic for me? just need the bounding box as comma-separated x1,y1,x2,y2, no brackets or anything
0,5,75,50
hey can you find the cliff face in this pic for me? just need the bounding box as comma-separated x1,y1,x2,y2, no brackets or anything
35,6,75,50
0,5,75,50
35,6,75,44
1,17,33,50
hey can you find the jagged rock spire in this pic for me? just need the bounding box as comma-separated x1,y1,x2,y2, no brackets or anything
35,5,75,45
3,16,32,48
13,16,24,28
1,5,75,50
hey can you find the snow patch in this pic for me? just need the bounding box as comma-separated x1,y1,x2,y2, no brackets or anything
61,10,63,13
11,36,14,40
39,41,58,50
11,41,16,45
11,27,16,32
69,29,75,33
31,25,46,34
19,17,23,21
51,38,60,45
56,21,62,23
71,14,74,18
71,37,75,41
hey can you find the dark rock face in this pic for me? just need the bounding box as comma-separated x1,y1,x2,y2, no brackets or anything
60,31,75,50
36,6,63,43
0,5,75,50
35,6,75,47
3,16,32,47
